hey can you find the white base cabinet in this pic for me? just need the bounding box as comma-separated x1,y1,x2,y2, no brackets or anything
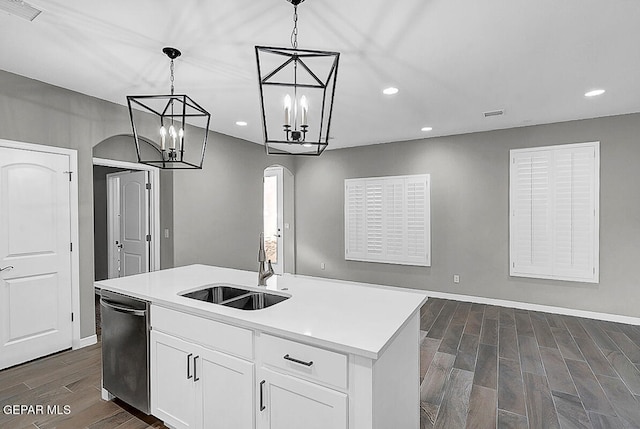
150,312,254,429
150,304,420,429
257,368,347,429
151,332,198,429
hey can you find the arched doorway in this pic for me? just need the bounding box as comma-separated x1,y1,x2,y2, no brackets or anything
263,165,295,275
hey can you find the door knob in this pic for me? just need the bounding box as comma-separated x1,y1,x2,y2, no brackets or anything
0,266,14,272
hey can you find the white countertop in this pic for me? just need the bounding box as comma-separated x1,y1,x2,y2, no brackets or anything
95,264,428,359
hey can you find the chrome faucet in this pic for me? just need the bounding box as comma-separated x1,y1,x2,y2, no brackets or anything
258,233,274,286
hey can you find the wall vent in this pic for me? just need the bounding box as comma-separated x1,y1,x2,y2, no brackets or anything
483,109,505,118
0,0,42,21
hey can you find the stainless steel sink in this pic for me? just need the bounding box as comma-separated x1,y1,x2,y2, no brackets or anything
181,285,289,310
221,292,289,310
181,285,251,304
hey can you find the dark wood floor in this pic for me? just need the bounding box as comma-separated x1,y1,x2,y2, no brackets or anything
2,298,640,428
419,298,640,429
0,342,167,429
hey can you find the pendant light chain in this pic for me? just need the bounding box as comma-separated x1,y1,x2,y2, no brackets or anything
290,5,298,49
169,58,175,95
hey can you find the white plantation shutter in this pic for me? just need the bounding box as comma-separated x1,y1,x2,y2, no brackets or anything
553,146,597,280
345,174,430,266
345,181,366,260
511,150,552,276
366,181,384,255
510,142,599,283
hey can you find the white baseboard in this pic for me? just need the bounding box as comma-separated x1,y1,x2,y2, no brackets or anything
425,290,640,326
74,334,98,349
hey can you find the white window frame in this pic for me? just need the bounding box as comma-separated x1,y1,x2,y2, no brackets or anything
345,174,431,267
509,141,600,283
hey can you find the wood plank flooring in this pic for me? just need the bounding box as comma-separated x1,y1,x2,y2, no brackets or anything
2,297,640,428
0,342,167,428
420,298,640,429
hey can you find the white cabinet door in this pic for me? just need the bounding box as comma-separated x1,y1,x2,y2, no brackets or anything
197,347,254,429
151,331,197,429
258,368,348,429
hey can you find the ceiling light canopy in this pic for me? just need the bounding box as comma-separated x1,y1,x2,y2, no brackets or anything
585,89,605,97
236,121,248,126
127,47,211,169
383,87,399,95
421,126,433,132
255,0,340,156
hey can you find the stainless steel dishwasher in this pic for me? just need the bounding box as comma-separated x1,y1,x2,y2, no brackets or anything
100,289,150,414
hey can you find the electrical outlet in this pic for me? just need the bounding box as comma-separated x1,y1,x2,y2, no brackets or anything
164,228,170,239
320,263,326,270
453,274,460,284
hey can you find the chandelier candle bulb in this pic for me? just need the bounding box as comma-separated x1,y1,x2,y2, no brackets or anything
178,128,184,153
300,96,308,125
160,126,166,151
169,125,177,150
284,95,292,126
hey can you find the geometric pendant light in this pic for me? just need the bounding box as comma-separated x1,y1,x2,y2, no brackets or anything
127,47,211,169
255,0,339,156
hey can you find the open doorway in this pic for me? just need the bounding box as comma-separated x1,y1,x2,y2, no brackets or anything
263,165,295,275
93,158,160,335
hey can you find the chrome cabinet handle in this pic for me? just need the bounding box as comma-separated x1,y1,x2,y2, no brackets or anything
283,354,314,367
0,266,14,272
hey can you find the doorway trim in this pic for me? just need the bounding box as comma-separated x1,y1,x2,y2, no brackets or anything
0,138,81,350
93,158,161,272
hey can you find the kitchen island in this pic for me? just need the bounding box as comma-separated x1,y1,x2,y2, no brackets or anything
95,264,428,429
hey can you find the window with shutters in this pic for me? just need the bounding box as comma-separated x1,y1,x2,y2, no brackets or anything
345,174,430,266
510,142,599,283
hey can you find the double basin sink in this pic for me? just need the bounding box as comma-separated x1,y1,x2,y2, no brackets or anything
181,285,289,310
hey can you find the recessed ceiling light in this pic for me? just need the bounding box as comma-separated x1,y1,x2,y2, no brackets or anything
235,121,248,126
585,89,605,97
382,87,399,95
421,127,433,132
0,0,42,21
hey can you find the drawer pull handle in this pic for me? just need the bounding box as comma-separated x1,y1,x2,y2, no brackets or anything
187,353,193,379
259,380,266,411
194,355,200,382
283,354,314,367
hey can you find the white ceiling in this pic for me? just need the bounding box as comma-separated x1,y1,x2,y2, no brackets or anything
1,0,639,149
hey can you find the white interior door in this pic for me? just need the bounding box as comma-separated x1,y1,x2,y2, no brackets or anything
107,170,149,278
264,167,284,275
0,146,73,370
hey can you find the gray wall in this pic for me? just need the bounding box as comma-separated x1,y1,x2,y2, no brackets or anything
173,135,295,270
0,70,140,338
0,69,286,338
294,113,640,318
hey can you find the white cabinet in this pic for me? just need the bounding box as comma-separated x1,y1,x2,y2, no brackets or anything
150,307,254,429
150,304,421,429
258,368,347,429
151,331,197,429
256,333,348,429
199,346,254,429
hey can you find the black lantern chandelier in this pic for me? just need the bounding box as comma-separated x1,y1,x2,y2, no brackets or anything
127,47,211,169
255,0,340,156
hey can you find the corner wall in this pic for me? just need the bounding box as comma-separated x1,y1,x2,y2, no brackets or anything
294,113,640,318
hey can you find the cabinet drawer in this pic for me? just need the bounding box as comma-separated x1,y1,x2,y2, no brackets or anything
151,305,253,359
258,334,347,390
